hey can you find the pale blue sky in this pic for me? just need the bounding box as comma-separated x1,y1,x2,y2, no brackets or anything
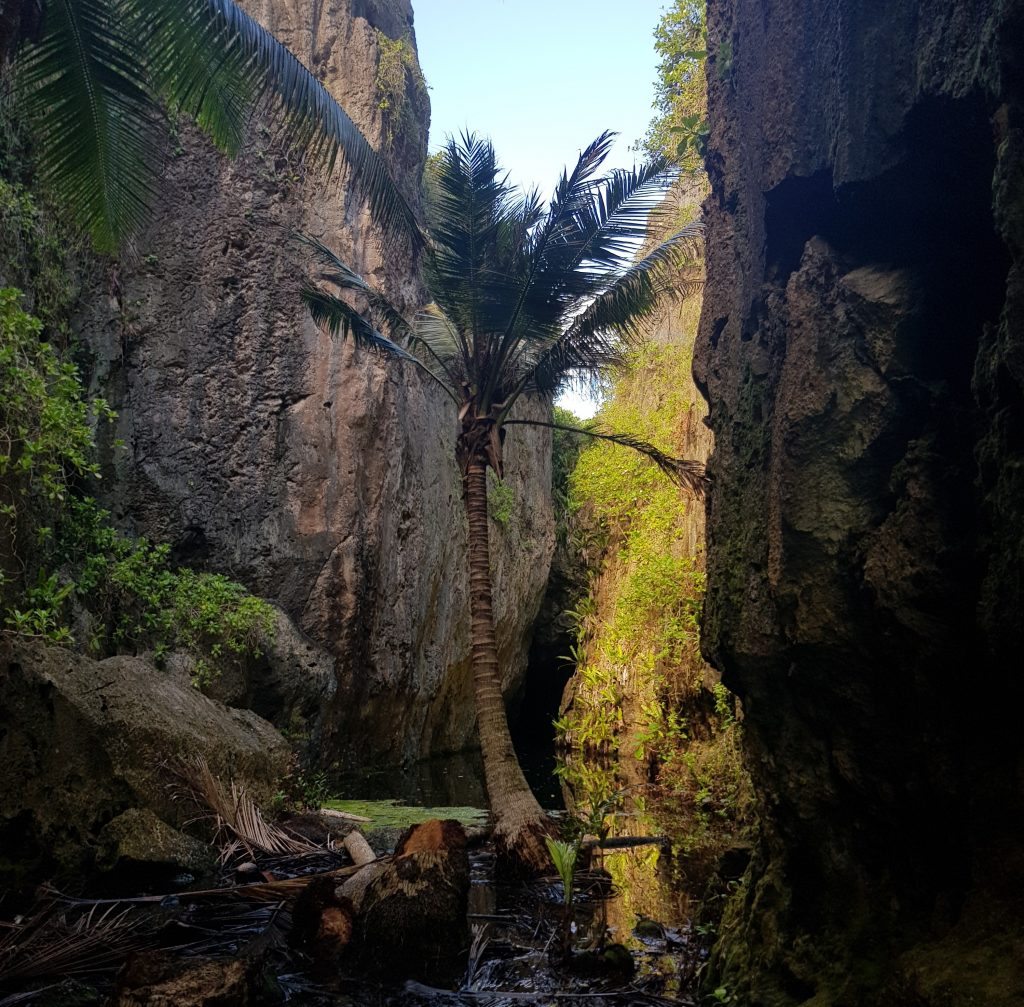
411,0,669,415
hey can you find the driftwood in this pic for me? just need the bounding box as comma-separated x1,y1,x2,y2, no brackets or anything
320,807,372,823
342,830,377,866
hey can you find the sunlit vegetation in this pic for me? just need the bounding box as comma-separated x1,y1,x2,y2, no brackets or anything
556,334,752,869
642,0,708,170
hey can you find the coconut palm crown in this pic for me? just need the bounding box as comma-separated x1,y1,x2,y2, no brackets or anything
301,130,705,872
3,0,417,251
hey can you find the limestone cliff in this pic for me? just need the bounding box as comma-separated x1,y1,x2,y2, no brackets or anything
696,0,1024,1003
75,0,554,766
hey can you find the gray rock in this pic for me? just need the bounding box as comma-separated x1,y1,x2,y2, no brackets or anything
0,641,289,881
96,808,215,875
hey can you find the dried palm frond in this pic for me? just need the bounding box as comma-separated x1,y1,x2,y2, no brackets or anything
0,901,150,985
177,756,321,862
45,861,371,911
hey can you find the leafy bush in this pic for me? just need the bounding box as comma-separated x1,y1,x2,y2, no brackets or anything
0,290,275,685
57,498,275,686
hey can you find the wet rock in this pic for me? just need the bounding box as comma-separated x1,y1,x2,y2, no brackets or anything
0,641,289,883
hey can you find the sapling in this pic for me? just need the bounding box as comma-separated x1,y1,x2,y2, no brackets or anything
545,836,580,957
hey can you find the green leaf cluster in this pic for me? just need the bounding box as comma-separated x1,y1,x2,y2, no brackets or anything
373,31,427,148
642,0,708,171
55,498,276,686
0,287,111,519
486,470,515,529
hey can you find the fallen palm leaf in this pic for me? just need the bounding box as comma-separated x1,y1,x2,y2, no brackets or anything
178,756,322,862
42,860,373,909
0,901,151,985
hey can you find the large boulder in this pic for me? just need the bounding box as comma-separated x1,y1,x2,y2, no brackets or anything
0,641,289,883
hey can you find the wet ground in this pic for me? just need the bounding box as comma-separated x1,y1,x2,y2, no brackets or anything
0,753,708,1006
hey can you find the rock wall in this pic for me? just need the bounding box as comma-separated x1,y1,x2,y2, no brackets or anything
695,0,1024,1003
76,0,554,767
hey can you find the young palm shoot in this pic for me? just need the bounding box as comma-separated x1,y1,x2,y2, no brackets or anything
545,836,580,957
299,131,704,874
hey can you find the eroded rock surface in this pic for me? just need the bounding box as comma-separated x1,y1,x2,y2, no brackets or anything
75,0,554,765
696,0,1024,1002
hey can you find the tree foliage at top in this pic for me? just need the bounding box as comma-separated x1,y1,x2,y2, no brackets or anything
4,0,417,251
642,0,707,170
301,130,704,490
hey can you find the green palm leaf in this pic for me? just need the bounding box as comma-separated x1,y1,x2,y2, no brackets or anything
17,0,161,251
300,286,415,361
13,0,421,252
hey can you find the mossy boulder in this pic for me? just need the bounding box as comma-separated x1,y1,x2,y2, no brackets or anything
0,640,289,884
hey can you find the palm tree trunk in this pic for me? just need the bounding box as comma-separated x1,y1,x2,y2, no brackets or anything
463,455,552,873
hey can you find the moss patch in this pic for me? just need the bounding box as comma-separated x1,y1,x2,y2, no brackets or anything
323,799,487,830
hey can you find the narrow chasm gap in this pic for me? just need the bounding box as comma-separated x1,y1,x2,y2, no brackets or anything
509,606,575,810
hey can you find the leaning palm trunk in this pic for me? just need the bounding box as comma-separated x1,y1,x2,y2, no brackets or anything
299,133,704,873
463,453,552,872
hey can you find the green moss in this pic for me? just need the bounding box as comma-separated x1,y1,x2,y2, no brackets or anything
323,799,487,830
487,469,515,528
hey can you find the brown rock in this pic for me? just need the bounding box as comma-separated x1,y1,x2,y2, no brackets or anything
0,641,288,882
74,0,554,768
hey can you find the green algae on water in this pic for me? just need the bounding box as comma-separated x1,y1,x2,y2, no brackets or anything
323,798,488,830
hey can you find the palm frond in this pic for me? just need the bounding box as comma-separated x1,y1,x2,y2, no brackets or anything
503,418,706,496
134,0,422,244
513,223,704,400
423,132,528,365
301,285,417,360
408,305,467,386
17,0,161,251
0,901,151,984
178,755,321,864
295,233,410,340
13,0,421,251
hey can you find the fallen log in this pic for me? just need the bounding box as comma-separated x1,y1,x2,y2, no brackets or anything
320,807,372,823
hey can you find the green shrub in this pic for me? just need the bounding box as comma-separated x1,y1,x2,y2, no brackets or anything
0,291,275,685
58,498,275,686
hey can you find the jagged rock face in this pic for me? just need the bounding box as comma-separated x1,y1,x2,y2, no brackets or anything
76,0,554,766
695,0,1024,1003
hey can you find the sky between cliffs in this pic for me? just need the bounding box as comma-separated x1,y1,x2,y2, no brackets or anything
412,0,669,417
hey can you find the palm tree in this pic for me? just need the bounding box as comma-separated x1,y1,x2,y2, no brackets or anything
300,131,704,873
1,0,416,251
